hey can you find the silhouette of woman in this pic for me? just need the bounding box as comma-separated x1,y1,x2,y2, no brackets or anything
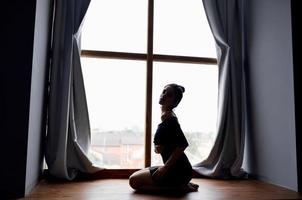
129,83,198,192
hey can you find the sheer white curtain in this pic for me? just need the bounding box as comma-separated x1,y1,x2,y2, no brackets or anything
45,0,99,180
194,0,248,178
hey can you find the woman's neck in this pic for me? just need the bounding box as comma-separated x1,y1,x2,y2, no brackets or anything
161,106,175,121
161,105,171,113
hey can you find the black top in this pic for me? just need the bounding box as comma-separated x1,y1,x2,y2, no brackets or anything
150,116,192,186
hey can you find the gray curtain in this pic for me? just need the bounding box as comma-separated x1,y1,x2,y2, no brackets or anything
194,0,247,178
45,0,99,180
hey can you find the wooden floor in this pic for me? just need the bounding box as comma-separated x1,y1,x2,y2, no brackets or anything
22,178,302,200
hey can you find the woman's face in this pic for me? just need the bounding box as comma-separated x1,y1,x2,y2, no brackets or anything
159,85,175,107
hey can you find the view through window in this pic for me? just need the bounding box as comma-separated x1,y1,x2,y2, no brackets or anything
81,0,217,169
81,58,146,168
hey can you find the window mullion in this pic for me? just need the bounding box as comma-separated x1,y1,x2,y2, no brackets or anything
80,50,217,65
145,0,154,168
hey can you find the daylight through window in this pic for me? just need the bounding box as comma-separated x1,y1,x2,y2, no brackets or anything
81,0,218,169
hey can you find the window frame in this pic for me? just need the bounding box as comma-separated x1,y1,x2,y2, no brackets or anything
80,0,217,177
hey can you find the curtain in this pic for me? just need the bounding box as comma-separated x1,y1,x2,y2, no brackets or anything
45,0,99,180
194,0,247,178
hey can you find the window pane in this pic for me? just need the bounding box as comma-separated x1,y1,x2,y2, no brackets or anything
81,58,146,169
81,0,148,53
151,62,218,166
154,0,216,57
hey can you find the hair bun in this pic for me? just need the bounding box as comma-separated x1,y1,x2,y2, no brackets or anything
179,86,185,93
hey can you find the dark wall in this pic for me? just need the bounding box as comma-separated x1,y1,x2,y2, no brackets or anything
243,0,297,191
25,0,52,195
0,1,37,198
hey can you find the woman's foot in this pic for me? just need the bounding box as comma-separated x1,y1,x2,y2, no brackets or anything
185,182,199,192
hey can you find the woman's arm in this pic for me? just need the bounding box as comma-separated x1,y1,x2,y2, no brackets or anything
163,146,186,170
152,146,186,180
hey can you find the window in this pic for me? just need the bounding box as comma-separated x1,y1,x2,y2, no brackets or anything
81,0,217,170
82,58,146,168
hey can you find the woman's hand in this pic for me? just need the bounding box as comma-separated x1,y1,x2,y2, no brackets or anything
154,145,163,154
152,166,167,181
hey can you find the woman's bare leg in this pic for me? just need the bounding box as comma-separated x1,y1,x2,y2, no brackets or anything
129,168,199,193
129,168,155,190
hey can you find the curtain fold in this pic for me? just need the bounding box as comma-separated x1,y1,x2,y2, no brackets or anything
45,0,99,180
194,0,247,178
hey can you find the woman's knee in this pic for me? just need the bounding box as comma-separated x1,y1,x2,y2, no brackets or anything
129,173,141,190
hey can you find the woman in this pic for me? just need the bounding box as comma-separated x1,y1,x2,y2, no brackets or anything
129,83,198,192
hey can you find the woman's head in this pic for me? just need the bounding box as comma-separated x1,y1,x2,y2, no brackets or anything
159,83,185,109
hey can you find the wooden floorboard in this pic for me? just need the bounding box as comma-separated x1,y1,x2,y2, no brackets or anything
22,178,302,200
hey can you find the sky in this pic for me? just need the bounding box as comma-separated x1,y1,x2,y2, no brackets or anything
80,0,218,134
